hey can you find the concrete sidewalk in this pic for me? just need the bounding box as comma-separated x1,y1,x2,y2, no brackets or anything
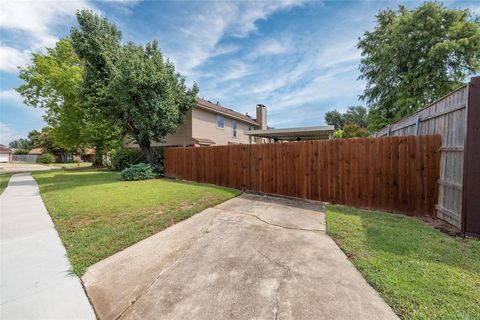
83,193,398,320
1,173,95,319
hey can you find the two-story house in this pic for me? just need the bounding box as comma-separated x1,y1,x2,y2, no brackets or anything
125,98,267,147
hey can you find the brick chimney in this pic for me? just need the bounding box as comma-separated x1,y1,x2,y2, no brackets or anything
256,104,267,130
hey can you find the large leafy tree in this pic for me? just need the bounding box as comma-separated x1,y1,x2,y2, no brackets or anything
17,38,120,164
71,10,198,165
8,129,41,150
325,106,368,129
358,2,480,130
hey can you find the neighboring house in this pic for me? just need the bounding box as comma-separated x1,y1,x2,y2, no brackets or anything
28,148,95,162
0,145,13,163
125,98,268,148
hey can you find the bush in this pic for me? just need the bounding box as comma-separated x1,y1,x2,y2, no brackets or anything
121,163,156,181
14,149,29,155
110,147,164,172
37,153,55,164
110,148,145,171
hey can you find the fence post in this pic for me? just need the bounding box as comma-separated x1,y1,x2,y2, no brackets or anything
461,76,480,238
415,116,421,135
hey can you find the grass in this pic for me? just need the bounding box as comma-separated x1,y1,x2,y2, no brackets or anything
50,162,93,169
326,205,480,320
0,173,13,195
33,169,241,275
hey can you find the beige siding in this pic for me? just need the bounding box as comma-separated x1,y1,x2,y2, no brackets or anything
191,108,253,145
124,112,194,148
124,106,258,148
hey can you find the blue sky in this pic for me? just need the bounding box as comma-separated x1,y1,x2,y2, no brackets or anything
0,0,479,145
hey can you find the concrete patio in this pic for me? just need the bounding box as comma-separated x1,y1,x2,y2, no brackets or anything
83,193,398,320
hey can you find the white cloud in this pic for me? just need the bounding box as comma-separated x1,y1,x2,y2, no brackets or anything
0,122,22,146
316,40,361,68
221,62,253,81
248,38,291,59
168,0,309,75
0,45,31,72
229,0,310,37
0,89,24,104
0,0,93,49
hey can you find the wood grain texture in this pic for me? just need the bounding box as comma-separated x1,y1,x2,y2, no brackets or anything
164,135,441,217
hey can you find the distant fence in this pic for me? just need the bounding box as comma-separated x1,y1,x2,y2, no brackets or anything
13,154,38,163
165,135,441,217
373,76,480,237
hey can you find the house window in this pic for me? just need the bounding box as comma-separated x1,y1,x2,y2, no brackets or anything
232,120,237,137
216,115,224,129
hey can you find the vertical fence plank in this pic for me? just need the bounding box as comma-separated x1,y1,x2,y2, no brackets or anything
164,135,441,217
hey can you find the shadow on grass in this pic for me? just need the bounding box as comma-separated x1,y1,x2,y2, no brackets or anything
33,170,121,194
33,170,241,196
330,205,480,278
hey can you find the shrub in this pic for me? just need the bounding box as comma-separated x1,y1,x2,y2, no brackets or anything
14,149,30,155
110,148,145,171
121,163,156,181
37,153,55,164
110,147,164,172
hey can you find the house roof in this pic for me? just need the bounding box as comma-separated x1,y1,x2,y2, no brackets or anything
29,147,44,155
245,125,335,141
193,137,216,145
0,144,12,154
196,98,260,127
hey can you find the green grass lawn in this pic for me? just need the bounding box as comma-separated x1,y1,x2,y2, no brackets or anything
33,170,240,275
50,162,93,169
0,173,13,195
326,205,480,320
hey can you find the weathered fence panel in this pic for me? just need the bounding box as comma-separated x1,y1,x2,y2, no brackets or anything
13,154,38,163
373,84,469,228
165,135,441,217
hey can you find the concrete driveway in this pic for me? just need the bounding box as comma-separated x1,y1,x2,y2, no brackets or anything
83,193,398,320
0,162,52,173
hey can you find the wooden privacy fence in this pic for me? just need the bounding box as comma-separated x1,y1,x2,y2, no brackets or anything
164,135,442,217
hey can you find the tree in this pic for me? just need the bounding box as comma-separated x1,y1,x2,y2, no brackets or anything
358,2,480,131
332,124,369,139
27,130,41,148
324,110,344,130
325,106,368,129
8,129,41,150
71,10,198,165
9,138,31,150
17,38,121,164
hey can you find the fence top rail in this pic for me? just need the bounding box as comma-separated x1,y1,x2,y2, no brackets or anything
164,135,440,151
373,83,468,136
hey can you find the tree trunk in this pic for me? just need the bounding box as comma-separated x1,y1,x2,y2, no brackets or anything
94,146,104,166
139,142,157,166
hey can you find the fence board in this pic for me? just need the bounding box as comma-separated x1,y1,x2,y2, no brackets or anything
164,135,442,217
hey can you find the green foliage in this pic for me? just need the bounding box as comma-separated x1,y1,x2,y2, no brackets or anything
332,129,344,139
110,148,145,171
325,106,368,130
121,163,156,181
37,153,55,164
110,147,164,172
9,139,31,150
358,2,480,130
324,110,344,130
17,38,121,164
14,149,29,155
342,124,369,138
71,10,198,165
332,124,369,139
